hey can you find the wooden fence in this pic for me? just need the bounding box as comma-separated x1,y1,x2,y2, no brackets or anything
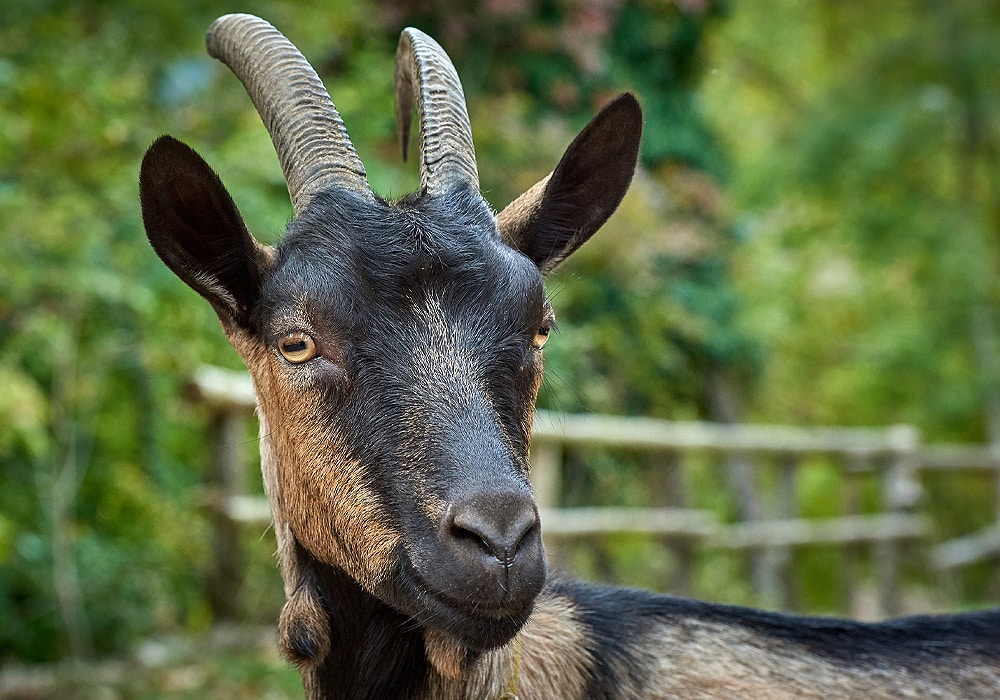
190,365,1000,621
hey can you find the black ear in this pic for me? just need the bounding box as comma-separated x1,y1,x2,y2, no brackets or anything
139,136,271,329
497,93,642,275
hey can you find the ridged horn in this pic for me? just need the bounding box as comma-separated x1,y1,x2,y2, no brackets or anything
394,28,479,195
206,14,373,214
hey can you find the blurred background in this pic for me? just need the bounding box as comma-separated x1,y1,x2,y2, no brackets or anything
3,0,1000,695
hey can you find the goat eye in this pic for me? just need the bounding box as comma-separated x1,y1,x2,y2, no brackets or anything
277,332,317,363
533,325,550,349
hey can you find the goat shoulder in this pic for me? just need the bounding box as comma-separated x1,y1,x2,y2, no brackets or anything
465,580,1000,699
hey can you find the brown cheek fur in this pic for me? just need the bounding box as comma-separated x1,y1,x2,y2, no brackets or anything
225,326,400,592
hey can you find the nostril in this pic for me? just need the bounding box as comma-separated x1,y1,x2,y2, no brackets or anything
447,497,539,564
450,516,494,555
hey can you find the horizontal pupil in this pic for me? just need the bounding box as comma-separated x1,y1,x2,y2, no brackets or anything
283,340,307,353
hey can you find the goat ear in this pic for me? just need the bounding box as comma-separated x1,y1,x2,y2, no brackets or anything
140,135,271,329
497,93,642,275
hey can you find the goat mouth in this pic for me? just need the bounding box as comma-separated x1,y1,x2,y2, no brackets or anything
395,558,535,652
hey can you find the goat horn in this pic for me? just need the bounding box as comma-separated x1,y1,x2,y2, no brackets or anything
394,28,479,195
206,14,373,214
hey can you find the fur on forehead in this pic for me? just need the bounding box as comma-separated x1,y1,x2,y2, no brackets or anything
257,185,547,331
287,185,498,265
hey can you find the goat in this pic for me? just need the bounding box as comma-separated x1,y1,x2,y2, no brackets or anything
140,13,1000,699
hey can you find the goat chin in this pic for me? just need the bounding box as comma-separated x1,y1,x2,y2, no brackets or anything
389,565,536,656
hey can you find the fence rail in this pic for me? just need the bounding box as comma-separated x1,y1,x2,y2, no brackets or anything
190,365,1000,620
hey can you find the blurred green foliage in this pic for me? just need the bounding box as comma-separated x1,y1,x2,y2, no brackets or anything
704,1,1000,435
2,0,1000,667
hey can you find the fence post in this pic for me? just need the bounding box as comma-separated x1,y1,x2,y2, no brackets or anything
842,453,866,616
207,407,248,622
531,439,561,510
531,437,564,564
773,455,798,610
877,424,922,617
725,452,776,606
649,450,694,596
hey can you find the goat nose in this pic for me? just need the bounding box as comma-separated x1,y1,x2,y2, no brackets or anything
447,492,539,565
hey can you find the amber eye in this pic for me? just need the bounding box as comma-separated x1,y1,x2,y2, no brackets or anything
533,325,551,349
277,332,317,363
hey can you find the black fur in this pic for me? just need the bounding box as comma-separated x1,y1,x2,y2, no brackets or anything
552,578,1000,696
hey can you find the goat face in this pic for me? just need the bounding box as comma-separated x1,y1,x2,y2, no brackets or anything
139,14,641,657
256,187,551,650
